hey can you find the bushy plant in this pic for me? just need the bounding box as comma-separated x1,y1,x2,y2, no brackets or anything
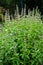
0,13,43,65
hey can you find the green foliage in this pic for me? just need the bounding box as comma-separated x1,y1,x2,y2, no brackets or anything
0,14,43,65
0,14,2,22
